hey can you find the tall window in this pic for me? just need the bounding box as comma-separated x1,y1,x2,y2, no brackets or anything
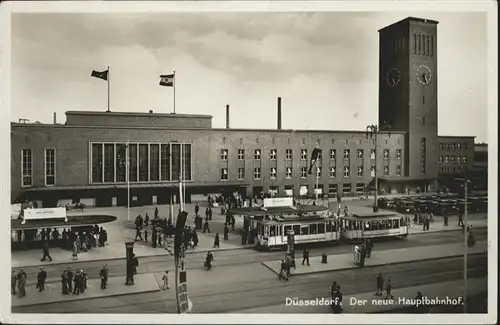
439,143,443,150
220,149,228,161
451,155,456,163
116,143,127,182
128,143,138,182
149,144,160,181
182,143,192,181
237,149,245,160
330,166,336,178
21,149,33,187
396,165,402,176
396,149,401,160
357,149,364,159
103,144,115,182
463,156,467,163
254,149,261,160
421,138,427,176
220,168,228,180
370,149,376,160
254,167,261,180
330,149,336,160
457,156,461,163
285,149,292,160
45,149,56,186
457,143,462,150
343,149,350,160
237,168,245,180
383,149,389,160
300,167,307,179
357,166,363,177
92,143,103,183
439,156,443,163
286,167,292,179
343,166,350,177
270,167,277,180
160,144,170,181
445,156,449,163
384,165,389,176
301,149,307,160
370,166,375,177
138,144,149,182
270,149,277,160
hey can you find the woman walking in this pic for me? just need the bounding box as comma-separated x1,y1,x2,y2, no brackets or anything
72,241,79,260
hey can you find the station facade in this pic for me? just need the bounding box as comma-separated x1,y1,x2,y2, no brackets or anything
10,17,476,207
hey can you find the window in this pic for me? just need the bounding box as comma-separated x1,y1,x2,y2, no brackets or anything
445,143,450,150
286,167,292,179
286,149,292,160
301,149,307,160
396,149,401,160
457,156,461,163
457,143,462,150
357,149,364,159
270,167,277,180
316,167,322,178
451,144,456,151
20,149,33,187
330,149,336,160
128,143,138,182
396,165,402,176
384,165,389,176
116,143,127,182
270,149,277,160
138,144,149,182
343,183,352,194
149,144,160,181
254,149,261,160
383,149,389,160
357,166,363,177
300,167,307,179
445,156,449,163
44,149,55,186
220,149,228,161
237,168,245,180
220,168,228,180
328,184,338,195
160,144,170,181
91,143,103,183
439,156,443,163
104,143,116,182
451,155,456,163
254,167,261,180
180,144,193,181
330,166,336,178
439,143,443,150
463,156,467,163
343,149,350,159
464,143,468,150
370,166,375,177
237,149,245,160
343,166,350,177
370,150,376,160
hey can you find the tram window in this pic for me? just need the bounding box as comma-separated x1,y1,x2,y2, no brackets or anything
326,222,332,232
400,217,406,226
318,223,325,233
270,225,276,236
379,220,385,230
364,221,370,230
354,221,360,230
310,223,317,234
293,225,301,235
393,219,399,228
332,221,337,231
284,225,292,235
371,220,378,230
301,226,309,235
386,220,392,229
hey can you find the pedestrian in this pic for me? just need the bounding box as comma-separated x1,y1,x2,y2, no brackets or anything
61,270,69,295
73,270,81,295
359,244,366,267
100,264,108,289
444,214,449,226
37,267,47,292
133,254,139,275
40,242,53,262
203,220,210,233
66,266,74,292
278,260,288,281
208,207,212,220
195,204,200,216
213,233,220,248
154,207,159,219
302,249,310,266
144,213,150,226
162,270,170,290
17,270,27,298
72,241,79,260
375,273,384,296
11,270,17,295
458,212,464,227
81,269,88,293
134,228,143,242
223,224,229,240
144,229,148,243
385,278,394,300
231,216,236,231
331,281,338,296
366,239,373,258
331,285,343,314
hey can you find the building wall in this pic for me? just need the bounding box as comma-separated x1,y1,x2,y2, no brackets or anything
65,111,212,129
11,124,406,202
437,136,475,175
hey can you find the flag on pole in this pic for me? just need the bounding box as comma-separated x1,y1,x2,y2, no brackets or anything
91,69,109,81
160,74,175,87
308,148,322,175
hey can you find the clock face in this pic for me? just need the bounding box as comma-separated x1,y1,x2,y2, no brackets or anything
416,64,432,85
385,68,401,87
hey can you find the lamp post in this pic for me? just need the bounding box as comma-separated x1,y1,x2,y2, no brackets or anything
456,177,471,313
366,123,391,211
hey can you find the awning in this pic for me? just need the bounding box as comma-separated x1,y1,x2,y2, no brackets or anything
11,215,117,231
228,204,328,217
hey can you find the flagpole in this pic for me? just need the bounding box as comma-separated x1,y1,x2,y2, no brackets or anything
173,70,176,114
127,140,130,221
179,142,184,212
107,66,110,112
315,169,319,202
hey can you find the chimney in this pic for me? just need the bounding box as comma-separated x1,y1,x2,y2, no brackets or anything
226,104,230,129
277,97,282,130
53,112,57,124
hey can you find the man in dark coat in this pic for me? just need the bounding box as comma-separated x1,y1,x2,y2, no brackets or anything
11,270,17,295
66,266,74,292
203,220,210,233
37,267,47,292
223,224,229,240
100,264,108,289
302,249,310,266
375,273,384,296
73,271,82,295
61,270,69,294
195,204,200,216
213,233,220,248
40,243,53,262
133,254,139,275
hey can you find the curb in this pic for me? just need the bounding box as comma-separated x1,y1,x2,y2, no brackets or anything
262,251,487,277
409,225,487,235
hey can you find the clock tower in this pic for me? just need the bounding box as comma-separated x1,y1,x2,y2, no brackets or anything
378,17,439,185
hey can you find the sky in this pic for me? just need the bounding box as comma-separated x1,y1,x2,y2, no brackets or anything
10,11,489,142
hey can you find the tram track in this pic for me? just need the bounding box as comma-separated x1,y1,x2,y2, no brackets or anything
13,254,487,314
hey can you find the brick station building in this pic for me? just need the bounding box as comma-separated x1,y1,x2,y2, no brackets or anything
10,17,477,208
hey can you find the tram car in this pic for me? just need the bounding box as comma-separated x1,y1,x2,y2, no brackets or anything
254,215,341,249
341,212,409,241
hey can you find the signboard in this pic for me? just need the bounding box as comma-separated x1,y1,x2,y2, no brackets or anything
299,186,308,196
263,197,293,208
176,233,192,314
11,204,22,219
22,207,67,223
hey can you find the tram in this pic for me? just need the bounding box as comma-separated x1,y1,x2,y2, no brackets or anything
341,212,409,240
254,215,341,249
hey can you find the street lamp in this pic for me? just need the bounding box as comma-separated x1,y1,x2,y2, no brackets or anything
366,123,391,211
455,177,471,313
